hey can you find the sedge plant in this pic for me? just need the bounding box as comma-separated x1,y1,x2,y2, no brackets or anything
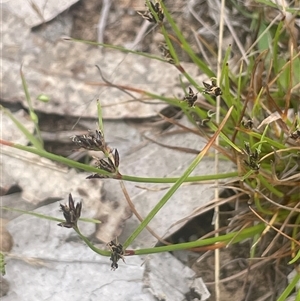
1,0,300,299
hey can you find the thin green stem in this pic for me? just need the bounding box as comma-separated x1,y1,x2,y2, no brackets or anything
1,106,43,150
210,123,243,153
241,131,287,150
74,226,110,257
68,38,166,62
121,171,239,183
1,139,239,183
159,1,215,77
123,107,233,248
97,100,104,135
1,206,64,223
253,191,274,215
123,150,209,248
4,142,111,176
132,223,265,255
1,206,101,224
236,61,244,117
20,67,44,148
258,174,284,198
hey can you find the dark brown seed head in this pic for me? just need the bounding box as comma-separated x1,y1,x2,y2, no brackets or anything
183,87,198,107
203,81,222,96
137,1,164,23
86,174,110,179
243,142,260,171
72,130,106,152
159,43,175,64
58,194,82,228
242,118,254,130
107,241,125,270
113,149,120,168
290,129,300,140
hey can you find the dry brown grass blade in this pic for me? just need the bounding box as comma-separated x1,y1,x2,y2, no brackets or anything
86,81,149,96
204,259,269,285
143,134,199,154
255,189,300,213
231,51,272,143
251,50,269,99
95,65,137,99
267,51,300,88
191,106,233,158
242,13,282,60
249,206,300,247
192,29,215,65
265,85,286,115
156,112,236,162
251,210,279,250
226,220,256,247
167,191,244,231
262,201,300,256
119,181,170,245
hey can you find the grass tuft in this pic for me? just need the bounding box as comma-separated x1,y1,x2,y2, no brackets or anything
1,0,300,298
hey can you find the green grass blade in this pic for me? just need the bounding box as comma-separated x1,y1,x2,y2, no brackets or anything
121,171,239,183
160,1,215,77
97,100,104,135
1,106,43,150
73,226,109,256
2,206,65,223
123,106,234,248
276,271,300,301
133,223,265,255
0,253,6,276
210,122,243,153
2,206,101,224
254,0,300,13
1,139,239,183
20,66,44,148
65,37,166,62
